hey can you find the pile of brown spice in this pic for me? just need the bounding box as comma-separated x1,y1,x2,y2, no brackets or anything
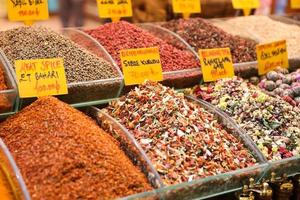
0,97,152,200
0,63,11,112
160,18,257,63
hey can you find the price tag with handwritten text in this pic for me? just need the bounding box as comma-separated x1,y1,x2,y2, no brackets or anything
121,47,163,86
7,0,49,23
97,0,132,20
15,58,68,98
172,0,201,14
256,40,289,75
291,0,300,9
199,48,235,82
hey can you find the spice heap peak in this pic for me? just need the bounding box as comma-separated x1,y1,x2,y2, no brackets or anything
0,96,151,200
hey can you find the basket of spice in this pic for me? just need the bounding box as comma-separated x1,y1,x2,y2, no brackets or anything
211,16,300,73
0,96,160,200
93,81,268,200
84,21,201,90
0,26,123,108
157,17,259,79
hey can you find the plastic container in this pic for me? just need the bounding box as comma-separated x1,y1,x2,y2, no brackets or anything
1,28,124,109
0,50,18,118
259,156,300,181
0,139,31,200
90,95,268,200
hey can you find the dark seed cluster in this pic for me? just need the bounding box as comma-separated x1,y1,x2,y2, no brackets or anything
160,18,257,63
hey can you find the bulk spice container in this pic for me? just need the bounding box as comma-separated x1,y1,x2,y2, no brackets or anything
189,77,300,179
84,21,201,89
92,82,268,200
0,139,30,200
0,97,154,200
0,26,123,108
211,16,300,72
157,18,260,78
0,50,17,118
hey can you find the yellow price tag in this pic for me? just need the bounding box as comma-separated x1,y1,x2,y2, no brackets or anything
291,0,300,9
97,0,132,20
199,48,235,82
15,58,68,98
232,0,260,8
256,40,289,75
232,0,260,15
7,0,49,23
120,47,163,86
172,0,201,15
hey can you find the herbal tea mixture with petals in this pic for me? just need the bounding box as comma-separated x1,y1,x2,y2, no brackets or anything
191,77,300,161
105,82,257,185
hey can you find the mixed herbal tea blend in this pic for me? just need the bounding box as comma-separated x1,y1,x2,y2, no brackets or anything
191,77,300,160
0,97,152,200
105,81,257,185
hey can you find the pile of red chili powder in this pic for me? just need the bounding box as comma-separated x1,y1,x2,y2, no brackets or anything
85,21,199,72
0,97,152,200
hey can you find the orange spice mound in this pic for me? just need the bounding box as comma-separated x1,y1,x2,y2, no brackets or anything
0,161,15,200
0,97,152,200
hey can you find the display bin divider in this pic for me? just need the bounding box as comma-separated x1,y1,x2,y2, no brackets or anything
89,93,269,200
88,106,164,190
185,95,268,163
187,95,268,162
139,23,200,59
0,138,31,200
258,156,300,183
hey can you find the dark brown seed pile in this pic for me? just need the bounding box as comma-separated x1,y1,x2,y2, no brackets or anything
160,18,257,63
0,26,119,83
0,97,152,200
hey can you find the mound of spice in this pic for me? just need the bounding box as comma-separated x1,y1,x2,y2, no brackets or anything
259,68,300,106
105,82,257,185
0,63,11,112
0,97,152,200
0,26,122,103
160,18,257,63
212,16,300,59
85,21,199,72
0,26,119,83
191,77,300,161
